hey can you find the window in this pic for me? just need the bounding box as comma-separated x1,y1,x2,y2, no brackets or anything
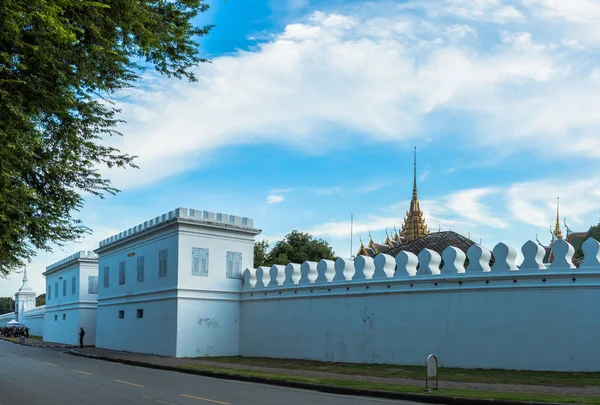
118,310,124,319
216,213,222,221
71,276,77,295
242,218,248,226
226,252,243,279
54,282,58,298
192,248,209,276
63,279,67,296
62,314,66,320
103,266,109,288
54,315,57,321
88,276,98,294
119,261,125,285
48,286,51,300
137,256,145,282
136,309,144,319
158,249,168,277
228,215,235,222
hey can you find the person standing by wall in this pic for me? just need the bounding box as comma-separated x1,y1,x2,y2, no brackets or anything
79,327,85,348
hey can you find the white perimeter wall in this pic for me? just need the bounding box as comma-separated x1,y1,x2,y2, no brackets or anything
23,307,45,336
240,252,600,372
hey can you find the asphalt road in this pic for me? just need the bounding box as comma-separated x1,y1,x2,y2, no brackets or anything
0,340,425,405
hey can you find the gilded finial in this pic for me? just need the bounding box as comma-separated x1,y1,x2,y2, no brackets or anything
553,197,563,240
400,147,429,242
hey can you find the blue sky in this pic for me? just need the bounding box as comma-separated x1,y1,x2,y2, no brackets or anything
4,0,600,296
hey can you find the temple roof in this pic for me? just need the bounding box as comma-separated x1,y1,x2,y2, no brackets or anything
374,231,478,259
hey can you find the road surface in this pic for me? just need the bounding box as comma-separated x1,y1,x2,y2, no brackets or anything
0,340,426,405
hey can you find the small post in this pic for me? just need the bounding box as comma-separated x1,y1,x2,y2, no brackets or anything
425,354,439,391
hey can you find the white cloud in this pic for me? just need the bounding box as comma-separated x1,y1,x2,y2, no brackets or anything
267,195,285,204
97,1,599,190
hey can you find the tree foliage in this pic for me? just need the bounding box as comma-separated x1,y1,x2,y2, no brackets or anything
0,0,212,276
0,297,15,315
36,293,45,307
253,231,336,267
574,223,600,259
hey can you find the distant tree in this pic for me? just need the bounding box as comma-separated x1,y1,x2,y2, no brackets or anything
254,240,270,268
267,230,336,266
36,294,46,307
0,297,15,315
574,223,600,260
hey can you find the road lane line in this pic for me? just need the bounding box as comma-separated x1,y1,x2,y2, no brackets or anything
44,362,58,367
142,397,174,405
114,379,145,388
24,357,34,361
179,394,229,404
72,369,93,376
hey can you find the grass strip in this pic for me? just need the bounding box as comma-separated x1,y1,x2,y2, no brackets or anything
182,364,600,405
201,356,600,388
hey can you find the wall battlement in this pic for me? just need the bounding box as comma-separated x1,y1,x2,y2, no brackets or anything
242,238,600,293
98,207,257,249
45,250,99,274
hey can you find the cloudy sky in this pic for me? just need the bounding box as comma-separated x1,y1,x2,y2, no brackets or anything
3,0,600,296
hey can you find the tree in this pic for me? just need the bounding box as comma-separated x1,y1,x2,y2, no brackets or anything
254,240,270,268
0,297,15,315
0,1,212,276
36,293,45,307
574,223,600,260
255,230,336,267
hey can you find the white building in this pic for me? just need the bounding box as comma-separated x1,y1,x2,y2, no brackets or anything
94,207,260,357
42,251,99,345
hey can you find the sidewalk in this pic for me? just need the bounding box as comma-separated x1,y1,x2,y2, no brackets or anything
70,347,600,397
0,336,75,348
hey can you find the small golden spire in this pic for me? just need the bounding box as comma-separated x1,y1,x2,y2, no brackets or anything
368,231,379,254
553,197,563,240
356,235,370,256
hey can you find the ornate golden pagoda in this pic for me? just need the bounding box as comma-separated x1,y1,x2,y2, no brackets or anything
400,147,429,242
356,236,370,256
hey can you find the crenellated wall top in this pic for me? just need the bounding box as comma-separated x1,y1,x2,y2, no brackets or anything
97,207,259,250
44,250,99,275
241,238,600,295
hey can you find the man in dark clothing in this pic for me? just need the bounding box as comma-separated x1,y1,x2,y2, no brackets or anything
25,327,29,339
79,327,85,348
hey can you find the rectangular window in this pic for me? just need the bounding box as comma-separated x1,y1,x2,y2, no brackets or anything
54,282,58,298
158,249,168,277
48,286,51,300
71,276,76,295
119,261,125,285
192,248,209,276
137,256,145,282
118,310,124,319
228,215,235,222
136,309,144,319
54,315,57,321
242,217,248,226
63,279,67,296
226,252,243,279
88,276,98,294
216,213,222,221
103,266,109,288
62,314,66,320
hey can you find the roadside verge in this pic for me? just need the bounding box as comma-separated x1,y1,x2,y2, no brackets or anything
68,349,590,405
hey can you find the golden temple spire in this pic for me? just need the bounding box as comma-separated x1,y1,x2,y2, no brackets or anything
400,147,429,242
368,231,379,253
553,197,563,240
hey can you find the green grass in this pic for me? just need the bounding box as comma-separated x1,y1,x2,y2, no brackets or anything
28,335,43,341
182,364,600,405
200,356,600,388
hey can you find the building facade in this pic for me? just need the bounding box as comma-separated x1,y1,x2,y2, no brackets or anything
42,251,99,345
94,207,260,357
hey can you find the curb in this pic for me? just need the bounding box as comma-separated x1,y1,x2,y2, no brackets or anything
68,350,568,405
